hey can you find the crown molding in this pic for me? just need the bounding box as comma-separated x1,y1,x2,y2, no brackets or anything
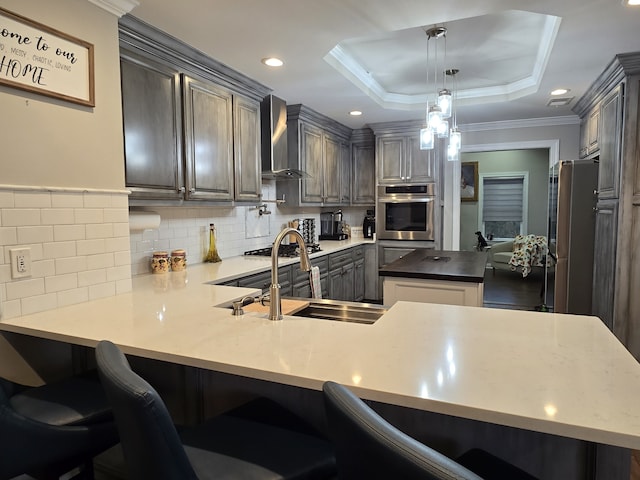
87,0,139,17
461,115,580,132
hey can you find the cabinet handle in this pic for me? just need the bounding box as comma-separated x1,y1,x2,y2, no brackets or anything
593,189,599,195
593,207,599,212
189,188,196,194
179,186,186,193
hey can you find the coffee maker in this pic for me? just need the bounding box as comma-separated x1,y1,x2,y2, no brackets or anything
319,210,347,240
363,209,375,239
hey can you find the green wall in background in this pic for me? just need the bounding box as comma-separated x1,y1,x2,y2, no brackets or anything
459,149,550,251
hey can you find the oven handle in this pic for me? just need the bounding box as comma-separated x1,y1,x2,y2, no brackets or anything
378,197,434,203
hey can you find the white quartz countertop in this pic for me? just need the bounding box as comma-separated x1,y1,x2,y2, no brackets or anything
2,238,640,450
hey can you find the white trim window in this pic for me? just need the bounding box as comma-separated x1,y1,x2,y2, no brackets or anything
479,172,528,241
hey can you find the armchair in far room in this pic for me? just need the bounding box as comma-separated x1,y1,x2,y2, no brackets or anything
489,235,556,278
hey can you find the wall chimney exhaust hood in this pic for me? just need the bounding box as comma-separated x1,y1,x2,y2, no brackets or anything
261,95,306,179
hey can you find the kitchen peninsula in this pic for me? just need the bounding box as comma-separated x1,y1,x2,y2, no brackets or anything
379,249,488,306
1,251,639,479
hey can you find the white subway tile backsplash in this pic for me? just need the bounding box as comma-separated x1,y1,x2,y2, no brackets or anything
32,259,56,278
84,193,113,208
86,223,114,239
105,236,130,253
17,226,54,244
87,253,115,270
75,208,104,224
54,224,86,241
0,264,10,283
114,251,131,267
51,193,84,208
104,208,129,223
0,227,17,245
57,287,89,307
14,192,52,208
78,269,107,287
3,209,41,226
0,192,14,209
42,208,76,225
2,299,20,318
89,282,116,300
77,239,106,256
21,293,58,316
107,265,130,282
55,253,88,275
46,274,79,293
43,241,77,259
6,278,45,300
113,222,129,237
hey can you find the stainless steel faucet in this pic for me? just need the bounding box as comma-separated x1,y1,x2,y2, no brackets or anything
269,227,311,321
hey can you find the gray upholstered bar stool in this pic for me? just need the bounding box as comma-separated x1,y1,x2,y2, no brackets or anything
323,381,538,480
0,371,118,479
95,340,336,479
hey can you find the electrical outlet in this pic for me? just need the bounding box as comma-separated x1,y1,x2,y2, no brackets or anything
10,247,31,279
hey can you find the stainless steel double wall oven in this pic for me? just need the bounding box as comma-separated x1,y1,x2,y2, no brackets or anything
376,184,436,241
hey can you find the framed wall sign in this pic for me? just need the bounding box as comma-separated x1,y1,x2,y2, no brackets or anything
461,161,478,202
0,7,95,106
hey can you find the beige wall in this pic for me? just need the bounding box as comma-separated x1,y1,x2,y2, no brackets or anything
459,149,550,251
0,0,125,190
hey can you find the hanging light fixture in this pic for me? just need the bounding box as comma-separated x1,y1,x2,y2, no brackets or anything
420,26,462,158
446,68,461,161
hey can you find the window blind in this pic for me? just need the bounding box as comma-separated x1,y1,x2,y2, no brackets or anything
482,177,524,221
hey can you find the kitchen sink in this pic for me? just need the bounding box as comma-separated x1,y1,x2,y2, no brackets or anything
285,297,387,324
219,296,387,324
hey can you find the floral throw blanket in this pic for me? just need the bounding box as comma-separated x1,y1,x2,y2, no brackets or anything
508,234,550,277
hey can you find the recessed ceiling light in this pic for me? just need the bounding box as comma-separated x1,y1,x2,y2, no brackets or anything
261,57,283,67
624,0,640,5
550,88,570,96
547,97,574,107
349,110,362,116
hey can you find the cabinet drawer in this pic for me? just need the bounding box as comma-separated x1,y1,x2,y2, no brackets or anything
238,267,291,293
329,250,353,269
352,246,364,260
292,255,329,284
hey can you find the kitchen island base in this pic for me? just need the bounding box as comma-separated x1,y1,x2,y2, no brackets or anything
99,353,632,480
383,277,484,307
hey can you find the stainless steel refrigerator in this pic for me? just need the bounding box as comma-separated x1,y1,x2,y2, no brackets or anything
553,159,598,314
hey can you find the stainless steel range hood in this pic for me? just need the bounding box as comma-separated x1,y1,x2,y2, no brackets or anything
261,95,306,179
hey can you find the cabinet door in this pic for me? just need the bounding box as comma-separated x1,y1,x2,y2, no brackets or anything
328,267,344,301
233,96,262,202
588,106,600,155
407,136,436,183
183,76,234,201
322,134,341,204
300,123,324,203
352,144,375,205
592,201,618,332
579,117,589,159
121,55,183,200
354,258,365,302
377,136,405,184
339,142,351,205
597,86,622,199
341,262,355,302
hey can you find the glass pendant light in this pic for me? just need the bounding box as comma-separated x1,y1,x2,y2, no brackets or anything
447,142,459,162
450,128,461,149
428,105,443,130
437,120,449,138
438,89,452,118
420,127,435,150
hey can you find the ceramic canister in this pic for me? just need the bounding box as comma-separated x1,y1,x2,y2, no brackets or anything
170,249,187,271
151,251,170,274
